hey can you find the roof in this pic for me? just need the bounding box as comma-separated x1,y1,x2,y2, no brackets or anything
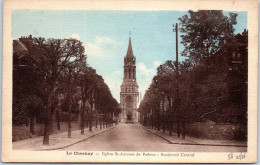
13,40,28,59
126,37,134,58
13,40,28,52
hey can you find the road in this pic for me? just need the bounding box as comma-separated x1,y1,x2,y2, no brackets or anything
60,123,246,152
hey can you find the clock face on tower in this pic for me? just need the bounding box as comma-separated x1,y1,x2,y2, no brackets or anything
120,36,139,123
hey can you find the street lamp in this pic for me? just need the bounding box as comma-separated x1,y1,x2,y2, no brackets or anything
173,23,179,69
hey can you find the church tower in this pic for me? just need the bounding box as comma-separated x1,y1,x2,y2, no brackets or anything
119,36,139,123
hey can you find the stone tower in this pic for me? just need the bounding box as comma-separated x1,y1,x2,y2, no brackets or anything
119,37,139,123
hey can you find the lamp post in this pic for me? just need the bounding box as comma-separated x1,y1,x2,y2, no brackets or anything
173,23,181,138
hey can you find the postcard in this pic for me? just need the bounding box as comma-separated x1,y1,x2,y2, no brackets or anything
2,0,258,163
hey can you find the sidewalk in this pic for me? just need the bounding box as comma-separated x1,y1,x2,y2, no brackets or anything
13,125,117,151
142,126,247,147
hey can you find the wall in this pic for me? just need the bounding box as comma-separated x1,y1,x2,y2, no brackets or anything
12,121,99,142
173,120,247,141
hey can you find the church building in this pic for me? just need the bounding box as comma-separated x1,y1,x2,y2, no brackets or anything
119,36,139,123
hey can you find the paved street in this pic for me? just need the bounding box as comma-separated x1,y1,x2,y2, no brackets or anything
60,123,247,152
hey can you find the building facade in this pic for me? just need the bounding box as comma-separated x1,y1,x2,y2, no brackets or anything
119,37,139,123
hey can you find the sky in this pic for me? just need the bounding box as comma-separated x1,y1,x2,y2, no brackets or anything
12,10,247,103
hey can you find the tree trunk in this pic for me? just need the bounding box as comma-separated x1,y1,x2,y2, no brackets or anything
68,105,72,138
149,116,151,127
176,98,181,138
163,122,165,133
100,116,102,129
152,116,156,129
89,120,92,131
43,89,56,145
103,116,105,128
49,113,54,134
95,117,98,128
48,105,56,135
89,103,93,132
147,115,149,127
157,119,160,131
106,116,108,128
162,101,165,133
153,119,155,129
86,120,89,128
81,100,85,134
157,112,160,131
167,96,173,136
43,109,51,145
56,110,60,131
169,121,173,136
30,112,34,135
181,120,186,139
42,78,58,145
177,118,181,138
109,114,112,126
68,116,71,138
150,117,152,129
80,83,86,134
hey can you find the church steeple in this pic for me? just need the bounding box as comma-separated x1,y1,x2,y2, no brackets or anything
126,37,134,58
120,34,139,123
124,33,135,66
123,34,137,80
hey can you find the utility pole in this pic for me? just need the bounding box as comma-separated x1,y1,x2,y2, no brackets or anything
173,23,181,138
175,23,179,70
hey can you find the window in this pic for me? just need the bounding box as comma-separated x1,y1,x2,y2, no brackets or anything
125,96,133,108
129,68,131,79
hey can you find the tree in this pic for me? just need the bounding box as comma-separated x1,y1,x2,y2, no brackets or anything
78,66,97,133
94,75,119,128
26,37,85,145
139,12,247,141
78,65,119,132
179,10,237,63
139,59,192,138
13,36,119,142
13,38,45,134
12,94,43,135
60,66,80,138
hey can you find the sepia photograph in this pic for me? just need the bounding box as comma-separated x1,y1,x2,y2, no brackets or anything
2,0,258,163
